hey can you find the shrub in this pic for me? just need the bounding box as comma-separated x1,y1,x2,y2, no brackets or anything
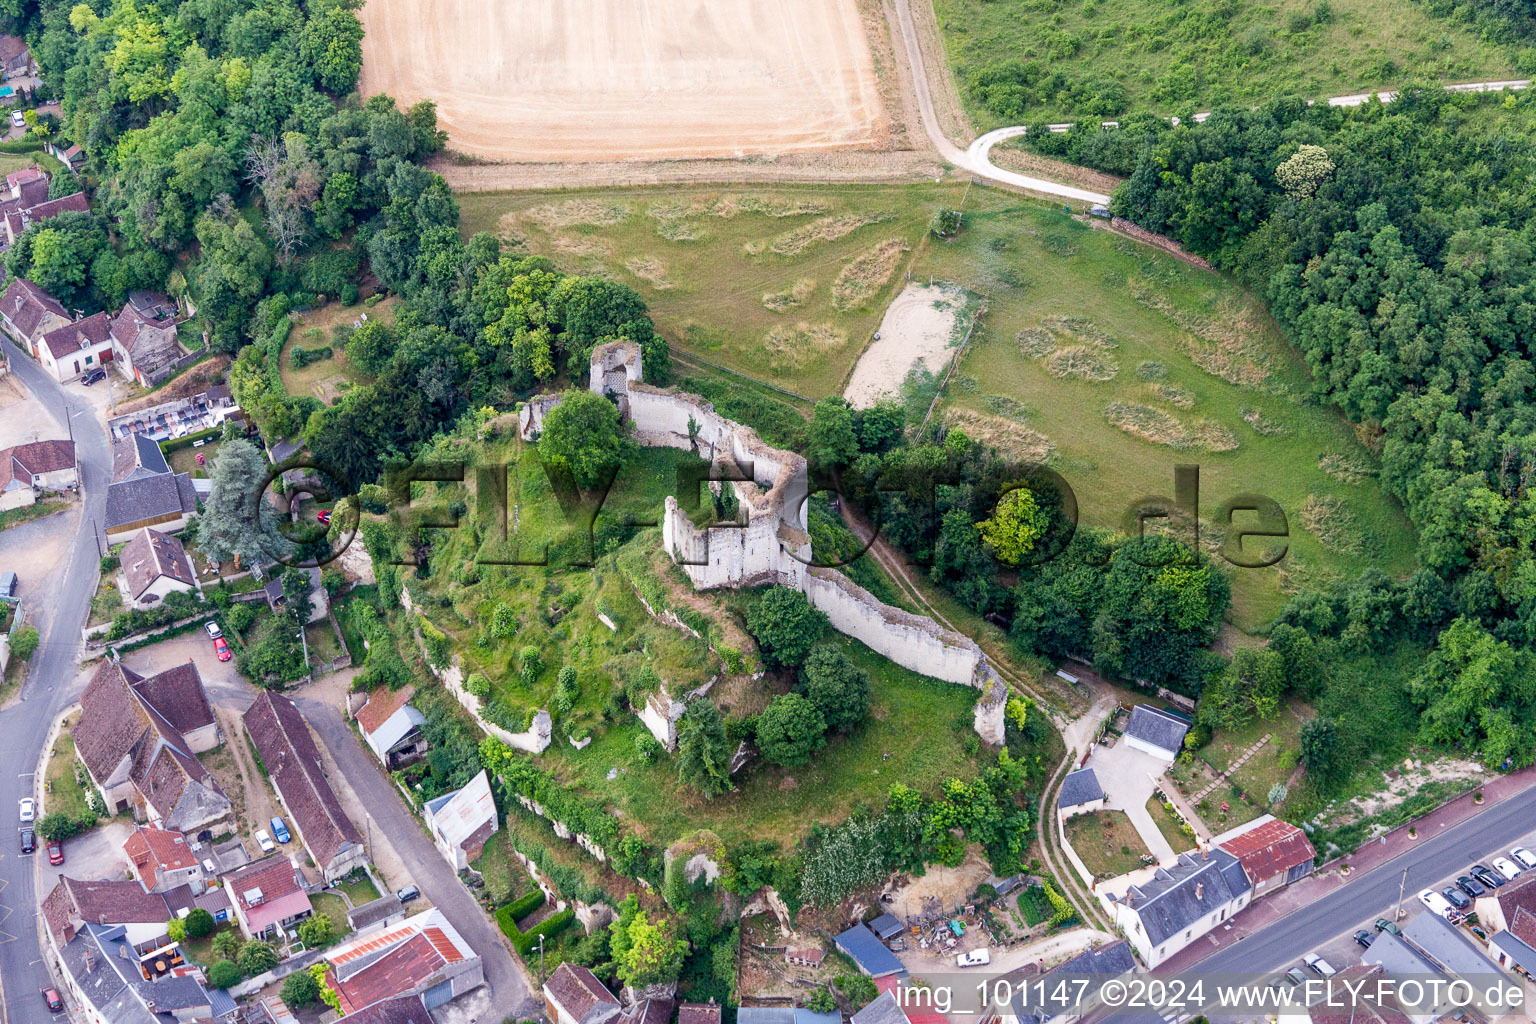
184,908,215,939
931,208,963,238
297,913,334,947
465,672,491,699
206,961,242,989
212,929,242,962
745,587,826,669
281,969,320,1007
225,603,256,633
635,732,663,763
519,645,543,684
100,555,120,572
237,940,279,976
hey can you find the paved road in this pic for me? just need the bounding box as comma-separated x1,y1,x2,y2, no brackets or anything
0,340,110,1024
1192,783,1536,974
294,697,538,1018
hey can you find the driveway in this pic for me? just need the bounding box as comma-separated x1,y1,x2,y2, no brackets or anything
1081,739,1177,864
35,819,132,897
293,696,538,1017
120,634,245,693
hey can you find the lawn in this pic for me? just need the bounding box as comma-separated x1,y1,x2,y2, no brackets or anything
332,868,381,906
278,298,395,405
1145,796,1195,855
168,439,221,479
459,183,1417,631
456,185,949,397
933,0,1522,128
1062,810,1153,878
179,922,238,967
45,728,90,821
1199,698,1308,801
0,499,67,533
305,620,343,664
308,893,353,942
88,571,124,628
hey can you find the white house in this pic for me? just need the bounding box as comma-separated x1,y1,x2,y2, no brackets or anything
1123,705,1192,761
119,526,199,608
1057,767,1105,822
35,311,113,382
424,769,498,871
1105,848,1252,967
0,438,77,511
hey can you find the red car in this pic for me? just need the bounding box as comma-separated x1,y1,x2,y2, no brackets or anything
46,839,63,865
214,636,231,662
317,508,332,525
42,988,63,1012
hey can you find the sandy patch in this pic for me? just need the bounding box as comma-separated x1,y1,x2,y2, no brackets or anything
844,283,962,409
359,0,887,163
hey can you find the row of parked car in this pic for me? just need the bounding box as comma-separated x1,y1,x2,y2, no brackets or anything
18,797,64,863
1418,846,1536,922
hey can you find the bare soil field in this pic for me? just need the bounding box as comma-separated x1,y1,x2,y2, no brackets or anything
360,0,889,163
844,282,961,407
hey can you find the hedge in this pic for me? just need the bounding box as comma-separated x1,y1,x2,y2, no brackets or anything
505,909,574,958
0,139,43,154
502,888,546,923
160,426,222,454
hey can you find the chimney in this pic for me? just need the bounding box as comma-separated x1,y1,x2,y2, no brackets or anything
1195,883,1204,901
1201,846,1209,860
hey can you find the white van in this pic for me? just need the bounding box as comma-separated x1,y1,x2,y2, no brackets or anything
1419,889,1455,918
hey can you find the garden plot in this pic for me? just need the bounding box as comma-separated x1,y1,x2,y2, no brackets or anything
844,283,966,408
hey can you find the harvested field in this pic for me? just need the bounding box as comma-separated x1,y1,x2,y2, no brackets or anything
844,283,964,408
625,257,673,290
831,239,909,311
763,278,817,313
945,408,1054,463
1103,402,1239,452
763,322,850,371
359,0,887,163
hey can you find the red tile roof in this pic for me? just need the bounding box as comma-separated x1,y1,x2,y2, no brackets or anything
327,915,475,1013
543,963,619,1024
1510,906,1536,948
124,825,198,876
131,661,214,735
356,686,415,736
1218,817,1315,882
343,995,433,1024
0,277,66,337
678,1005,723,1024
75,661,155,782
227,856,311,935
43,876,170,943
1496,875,1536,929
40,311,111,360
120,527,196,601
1,438,76,487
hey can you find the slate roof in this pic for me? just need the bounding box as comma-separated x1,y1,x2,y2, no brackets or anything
105,471,196,530
61,923,214,1024
41,310,112,360
243,691,364,872
849,991,910,1024
132,661,215,736
1491,929,1536,973
1052,939,1136,976
121,527,196,601
347,895,405,932
1124,706,1191,754
1402,910,1500,978
543,962,621,1024
112,433,172,483
1361,930,1437,976
1058,768,1105,809
344,995,433,1024
1218,816,1315,882
868,913,904,940
738,1010,839,1024
833,922,906,978
1115,849,1251,946
0,277,67,337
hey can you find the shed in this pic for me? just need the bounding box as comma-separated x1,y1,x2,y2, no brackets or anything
0,570,15,598
1123,706,1191,760
868,913,904,942
833,922,906,978
1057,768,1105,817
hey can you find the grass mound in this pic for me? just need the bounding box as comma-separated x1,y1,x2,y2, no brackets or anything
983,394,1035,422
754,212,893,258
1298,493,1362,554
1103,401,1238,451
946,408,1054,463
1318,452,1374,484
1130,282,1271,388
762,322,849,370
1240,406,1287,435
831,239,909,311
625,256,672,290
524,199,629,230
762,278,816,313
1045,345,1118,381
1018,315,1120,381
1151,382,1195,407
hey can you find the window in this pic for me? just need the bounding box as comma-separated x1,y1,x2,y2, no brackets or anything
85,355,93,364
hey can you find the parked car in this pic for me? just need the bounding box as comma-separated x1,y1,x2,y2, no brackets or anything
1303,953,1338,978
1513,847,1536,870
1354,930,1374,948
42,988,63,1013
1284,968,1308,988
956,949,991,967
1374,917,1402,936
395,885,421,904
10,110,25,128
1471,864,1504,889
270,817,291,844
1455,875,1485,898
214,636,231,662
80,369,106,386
1443,886,1471,911
18,797,34,822
46,839,63,865
204,621,223,639
254,829,275,853
1493,857,1523,880
19,828,34,854
317,509,332,525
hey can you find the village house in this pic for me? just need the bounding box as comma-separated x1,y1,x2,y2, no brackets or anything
1,191,90,247
848,992,912,1024
423,769,497,871
358,687,429,768
833,921,906,979
678,1004,723,1024
1488,910,1536,977
54,921,219,1024
0,277,70,350
43,876,173,949
105,470,198,541
1215,815,1316,897
345,894,406,937
1473,872,1536,934
224,855,313,942
43,139,84,174
123,826,207,894
543,963,622,1024
111,292,188,386
340,995,434,1024
162,878,235,929
322,909,484,1013
119,527,199,609
0,438,77,511
35,310,113,382
995,940,1137,1024
1104,848,1252,967
0,34,32,76
72,660,230,833
243,690,367,882
1056,767,1105,822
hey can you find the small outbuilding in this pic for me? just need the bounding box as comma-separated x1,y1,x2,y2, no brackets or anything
1123,705,1192,761
833,922,906,979
1057,767,1105,820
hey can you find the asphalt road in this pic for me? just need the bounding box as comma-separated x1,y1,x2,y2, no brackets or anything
0,339,110,1024
1196,783,1536,974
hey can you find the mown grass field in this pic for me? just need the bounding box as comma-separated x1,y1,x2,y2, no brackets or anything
278,298,395,404
933,0,1523,127
458,184,1416,629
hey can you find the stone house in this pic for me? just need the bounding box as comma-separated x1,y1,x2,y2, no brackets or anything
1105,848,1252,967
1,191,90,247
119,527,199,609
42,876,172,949
1122,705,1192,761
543,963,621,1024
111,293,187,386
0,438,77,511
358,686,429,768
0,277,70,350
35,311,113,382
323,909,484,1013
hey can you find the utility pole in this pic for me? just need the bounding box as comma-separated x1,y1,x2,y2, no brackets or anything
1395,867,1407,921
90,517,101,558
538,934,545,984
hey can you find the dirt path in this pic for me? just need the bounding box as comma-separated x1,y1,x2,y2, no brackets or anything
216,704,281,838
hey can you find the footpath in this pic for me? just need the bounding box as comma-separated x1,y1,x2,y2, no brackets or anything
1160,762,1536,971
